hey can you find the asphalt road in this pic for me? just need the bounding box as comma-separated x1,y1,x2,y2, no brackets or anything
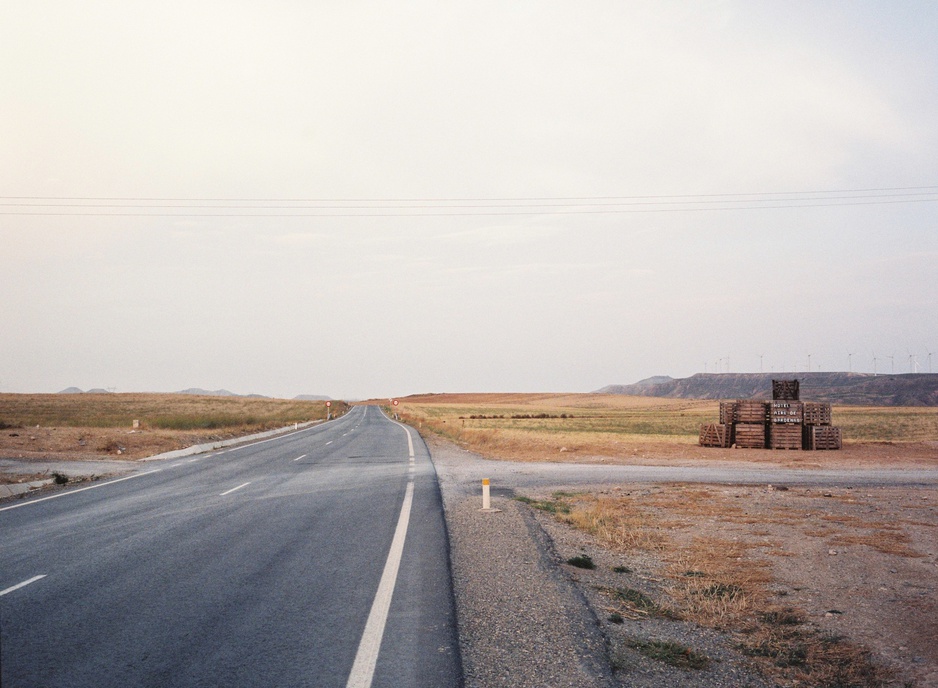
0,406,461,688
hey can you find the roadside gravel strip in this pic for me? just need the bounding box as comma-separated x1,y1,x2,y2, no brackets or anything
430,437,615,688
428,435,938,688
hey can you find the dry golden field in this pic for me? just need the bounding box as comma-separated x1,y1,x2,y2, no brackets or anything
0,393,345,463
387,393,938,468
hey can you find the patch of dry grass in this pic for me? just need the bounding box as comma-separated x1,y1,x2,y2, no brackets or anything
562,496,668,552
835,406,938,442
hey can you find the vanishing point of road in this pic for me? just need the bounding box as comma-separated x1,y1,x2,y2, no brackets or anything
1,405,461,687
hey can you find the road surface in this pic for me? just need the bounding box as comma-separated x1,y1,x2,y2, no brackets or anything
1,405,461,687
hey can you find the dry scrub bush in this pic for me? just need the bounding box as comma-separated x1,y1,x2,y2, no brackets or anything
563,496,667,552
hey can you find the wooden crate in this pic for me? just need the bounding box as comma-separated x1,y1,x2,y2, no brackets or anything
719,401,737,425
804,426,842,450
769,424,803,450
735,423,766,449
772,379,800,401
770,401,804,424
699,423,733,448
803,402,832,426
735,400,768,424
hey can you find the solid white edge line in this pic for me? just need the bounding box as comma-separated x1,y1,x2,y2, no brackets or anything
219,482,251,497
0,575,47,597
0,470,163,513
345,479,415,688
293,454,307,462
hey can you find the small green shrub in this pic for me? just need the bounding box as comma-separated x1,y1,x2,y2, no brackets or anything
567,554,595,569
629,638,710,670
514,495,572,515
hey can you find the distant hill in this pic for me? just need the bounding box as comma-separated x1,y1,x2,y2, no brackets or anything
627,375,674,389
175,388,240,397
57,387,112,394
597,372,938,406
294,394,332,401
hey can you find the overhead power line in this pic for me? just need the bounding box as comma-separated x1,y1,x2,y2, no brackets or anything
2,186,937,218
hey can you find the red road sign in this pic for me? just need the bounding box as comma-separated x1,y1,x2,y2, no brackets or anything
325,401,332,407
392,400,399,406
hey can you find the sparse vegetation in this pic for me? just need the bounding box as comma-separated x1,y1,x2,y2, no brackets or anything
627,638,710,670
0,393,339,430
514,495,571,515
566,554,595,569
516,485,916,686
0,393,345,460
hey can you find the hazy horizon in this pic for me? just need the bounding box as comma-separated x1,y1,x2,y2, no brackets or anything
3,2,936,400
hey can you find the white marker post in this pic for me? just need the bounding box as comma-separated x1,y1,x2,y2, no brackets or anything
480,479,500,512
326,400,332,420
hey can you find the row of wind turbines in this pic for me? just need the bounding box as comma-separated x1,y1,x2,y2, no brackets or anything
867,350,933,375
705,349,934,375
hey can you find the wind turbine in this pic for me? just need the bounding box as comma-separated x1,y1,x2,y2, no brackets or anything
847,352,856,373
927,348,933,374
759,353,765,373
872,350,878,376
887,352,895,375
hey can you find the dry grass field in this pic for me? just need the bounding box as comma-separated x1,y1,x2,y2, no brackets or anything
0,393,345,467
389,393,938,468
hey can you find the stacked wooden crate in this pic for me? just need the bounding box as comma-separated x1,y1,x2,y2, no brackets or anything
772,379,800,401
769,401,803,449
734,400,768,448
699,380,842,450
803,402,833,425
804,426,842,450
803,401,840,450
699,423,733,448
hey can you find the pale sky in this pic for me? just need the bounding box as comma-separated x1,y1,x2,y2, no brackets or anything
2,1,937,400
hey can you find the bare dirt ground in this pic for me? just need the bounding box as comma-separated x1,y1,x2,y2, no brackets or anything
506,440,938,470
528,483,938,687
